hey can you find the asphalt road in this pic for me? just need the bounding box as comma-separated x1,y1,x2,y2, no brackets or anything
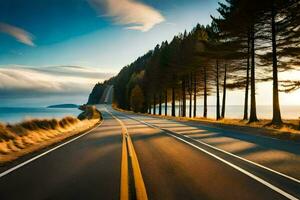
110,107,300,200
0,110,122,200
1,104,300,200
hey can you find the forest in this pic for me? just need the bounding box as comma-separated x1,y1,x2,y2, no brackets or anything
89,0,300,126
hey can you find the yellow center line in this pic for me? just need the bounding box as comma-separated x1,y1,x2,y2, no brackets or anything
106,108,148,200
120,133,129,200
127,134,148,200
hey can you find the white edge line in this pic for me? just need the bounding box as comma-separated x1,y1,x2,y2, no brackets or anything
184,134,300,184
134,113,293,143
136,114,300,185
122,115,298,200
163,131,298,200
0,120,103,178
105,108,129,135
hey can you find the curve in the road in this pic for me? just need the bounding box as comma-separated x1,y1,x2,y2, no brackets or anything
1,102,299,200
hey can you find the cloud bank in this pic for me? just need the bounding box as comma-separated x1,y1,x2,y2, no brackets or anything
0,65,113,99
89,0,165,32
0,22,35,46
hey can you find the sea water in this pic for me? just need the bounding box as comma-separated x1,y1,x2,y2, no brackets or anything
1,105,299,124
0,107,81,124
152,105,300,119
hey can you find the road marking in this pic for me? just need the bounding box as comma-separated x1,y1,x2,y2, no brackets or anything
130,114,300,185
120,114,299,200
0,120,103,178
127,133,148,200
107,112,129,200
120,133,129,200
106,109,148,200
184,134,300,184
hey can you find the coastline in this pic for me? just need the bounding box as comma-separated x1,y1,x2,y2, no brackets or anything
0,106,101,165
0,106,81,124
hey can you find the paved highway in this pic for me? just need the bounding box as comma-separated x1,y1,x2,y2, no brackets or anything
0,89,300,199
0,110,122,199
107,107,300,200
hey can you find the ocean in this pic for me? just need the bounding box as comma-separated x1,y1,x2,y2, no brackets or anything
0,105,299,124
152,105,300,120
0,107,82,124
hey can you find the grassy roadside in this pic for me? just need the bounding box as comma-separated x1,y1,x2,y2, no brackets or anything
0,106,102,165
113,106,300,142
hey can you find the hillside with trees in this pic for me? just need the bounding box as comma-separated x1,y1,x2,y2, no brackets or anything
87,79,115,105
89,0,300,126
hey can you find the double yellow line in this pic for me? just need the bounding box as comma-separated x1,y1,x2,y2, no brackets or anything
107,110,148,200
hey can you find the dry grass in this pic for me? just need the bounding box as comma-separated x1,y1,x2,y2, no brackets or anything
0,106,101,164
190,118,300,139
78,105,102,120
113,106,300,142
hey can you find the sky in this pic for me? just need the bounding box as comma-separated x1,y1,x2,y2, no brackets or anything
0,0,222,107
0,0,299,107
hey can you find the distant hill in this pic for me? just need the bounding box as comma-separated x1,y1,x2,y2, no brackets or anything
87,83,106,105
87,78,115,105
47,104,79,108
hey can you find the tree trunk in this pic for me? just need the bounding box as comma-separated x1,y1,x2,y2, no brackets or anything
221,64,227,118
203,66,207,118
165,89,168,116
182,77,186,117
243,34,250,120
271,1,283,125
159,92,162,115
216,60,221,120
189,93,192,118
172,86,175,117
179,96,181,117
193,72,197,118
189,73,192,118
153,94,156,115
149,102,152,114
249,26,259,123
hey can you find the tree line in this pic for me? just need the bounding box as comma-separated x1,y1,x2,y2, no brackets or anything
94,0,299,125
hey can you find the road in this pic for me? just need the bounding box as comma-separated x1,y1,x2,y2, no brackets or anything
0,109,122,199
108,107,300,200
0,89,300,199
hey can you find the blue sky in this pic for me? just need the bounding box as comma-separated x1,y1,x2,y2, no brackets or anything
0,0,219,70
1,0,299,108
0,0,220,106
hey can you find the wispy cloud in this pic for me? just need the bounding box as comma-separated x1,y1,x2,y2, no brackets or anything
89,0,165,32
26,65,114,79
0,65,113,98
0,22,35,46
